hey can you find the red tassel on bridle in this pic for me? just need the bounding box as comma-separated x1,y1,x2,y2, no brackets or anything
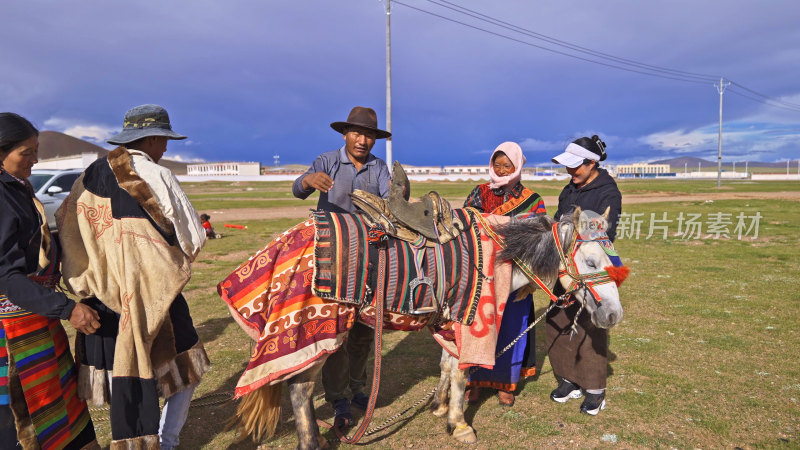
604,265,630,286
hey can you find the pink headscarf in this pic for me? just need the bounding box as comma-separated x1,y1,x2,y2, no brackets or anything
489,141,526,189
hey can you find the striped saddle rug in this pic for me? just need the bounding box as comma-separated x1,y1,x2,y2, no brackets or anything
312,209,484,325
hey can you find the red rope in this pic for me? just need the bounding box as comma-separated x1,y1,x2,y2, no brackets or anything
317,249,387,444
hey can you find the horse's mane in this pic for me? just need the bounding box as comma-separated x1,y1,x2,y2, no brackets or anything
495,214,575,287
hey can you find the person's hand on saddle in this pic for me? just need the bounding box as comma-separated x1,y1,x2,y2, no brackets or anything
302,172,334,193
69,302,101,335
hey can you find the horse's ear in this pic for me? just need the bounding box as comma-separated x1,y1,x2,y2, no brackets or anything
572,207,582,224
601,206,611,220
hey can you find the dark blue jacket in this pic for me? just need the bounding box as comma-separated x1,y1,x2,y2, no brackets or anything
0,170,75,319
554,168,622,242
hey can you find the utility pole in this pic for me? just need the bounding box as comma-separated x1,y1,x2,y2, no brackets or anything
733,161,736,173
745,161,748,177
384,0,393,166
714,77,730,187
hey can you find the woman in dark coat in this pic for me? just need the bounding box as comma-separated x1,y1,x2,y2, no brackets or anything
0,113,100,449
546,135,622,415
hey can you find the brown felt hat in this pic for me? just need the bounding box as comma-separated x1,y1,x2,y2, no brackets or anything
330,106,391,139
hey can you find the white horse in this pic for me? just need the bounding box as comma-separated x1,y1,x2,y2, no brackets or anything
221,208,625,449
430,208,626,443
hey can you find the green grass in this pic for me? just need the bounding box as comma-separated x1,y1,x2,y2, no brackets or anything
79,179,799,448
184,178,800,212
615,178,800,195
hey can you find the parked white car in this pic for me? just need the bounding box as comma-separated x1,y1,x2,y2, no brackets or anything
29,169,83,232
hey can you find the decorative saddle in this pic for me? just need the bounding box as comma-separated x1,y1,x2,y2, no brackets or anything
350,161,464,246
312,209,483,325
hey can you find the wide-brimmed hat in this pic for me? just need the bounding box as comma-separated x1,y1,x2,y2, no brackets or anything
107,104,187,145
330,106,391,139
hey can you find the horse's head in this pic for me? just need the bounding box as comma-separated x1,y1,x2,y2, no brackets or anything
555,208,625,328
498,208,626,329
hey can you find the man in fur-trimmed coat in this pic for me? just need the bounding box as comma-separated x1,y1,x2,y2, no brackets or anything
57,104,210,450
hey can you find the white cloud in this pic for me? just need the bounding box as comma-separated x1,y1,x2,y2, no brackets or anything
42,117,210,162
638,129,717,152
638,90,800,160
474,137,565,158
638,114,800,162
43,117,117,148
162,153,206,163
472,147,493,155
519,138,562,152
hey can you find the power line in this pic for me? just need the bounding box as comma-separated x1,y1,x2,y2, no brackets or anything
727,88,800,113
426,0,720,82
394,0,800,113
728,80,800,110
392,0,712,86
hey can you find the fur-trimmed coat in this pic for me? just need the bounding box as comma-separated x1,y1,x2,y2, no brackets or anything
57,147,210,449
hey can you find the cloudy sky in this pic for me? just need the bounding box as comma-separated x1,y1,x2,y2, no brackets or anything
3,1,799,166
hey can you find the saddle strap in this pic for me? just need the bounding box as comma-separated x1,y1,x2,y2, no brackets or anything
319,248,387,444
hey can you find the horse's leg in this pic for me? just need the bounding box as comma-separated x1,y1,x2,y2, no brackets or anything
431,348,452,417
447,358,477,444
287,364,329,450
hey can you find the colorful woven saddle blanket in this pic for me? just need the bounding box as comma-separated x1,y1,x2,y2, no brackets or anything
312,208,483,325
218,219,356,396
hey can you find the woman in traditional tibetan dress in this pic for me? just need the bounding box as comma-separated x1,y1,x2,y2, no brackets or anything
0,113,100,449
463,141,546,406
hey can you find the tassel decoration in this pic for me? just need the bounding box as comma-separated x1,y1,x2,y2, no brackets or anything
605,265,630,286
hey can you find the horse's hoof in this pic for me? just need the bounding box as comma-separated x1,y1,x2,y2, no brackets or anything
431,404,448,417
294,435,329,450
451,424,477,444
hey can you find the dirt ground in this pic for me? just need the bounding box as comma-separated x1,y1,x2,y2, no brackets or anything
207,190,800,222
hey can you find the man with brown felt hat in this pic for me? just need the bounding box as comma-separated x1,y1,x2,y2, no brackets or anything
292,106,391,427
293,106,391,213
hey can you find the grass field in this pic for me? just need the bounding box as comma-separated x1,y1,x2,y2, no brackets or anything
180,179,800,213
82,179,799,449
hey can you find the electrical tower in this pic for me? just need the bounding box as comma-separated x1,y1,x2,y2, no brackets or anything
715,77,730,187
384,0,393,166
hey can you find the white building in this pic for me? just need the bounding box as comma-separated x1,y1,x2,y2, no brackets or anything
187,162,261,176
404,166,442,175
442,165,491,175
615,163,671,175
33,152,99,170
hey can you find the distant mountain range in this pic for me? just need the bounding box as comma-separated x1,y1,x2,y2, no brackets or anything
38,131,190,174
651,156,796,169
38,131,794,174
